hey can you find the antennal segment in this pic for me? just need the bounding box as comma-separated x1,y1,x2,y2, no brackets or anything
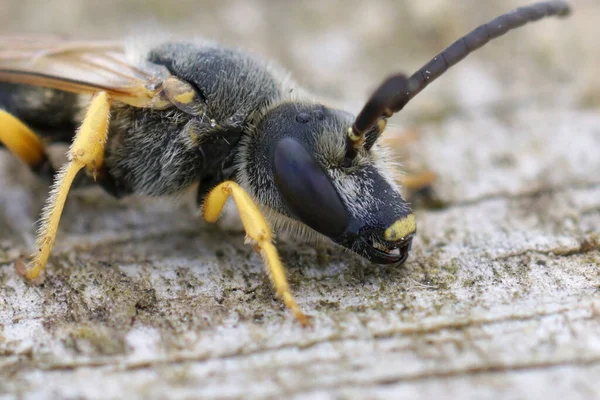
349,74,409,150
348,1,571,153
406,1,571,108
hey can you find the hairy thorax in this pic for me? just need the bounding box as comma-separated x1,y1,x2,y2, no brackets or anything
103,41,291,198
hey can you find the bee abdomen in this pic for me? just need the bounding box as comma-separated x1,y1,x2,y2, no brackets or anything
0,83,79,143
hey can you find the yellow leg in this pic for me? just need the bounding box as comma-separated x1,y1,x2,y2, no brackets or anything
0,110,46,168
397,170,448,209
26,92,111,280
398,170,437,192
203,181,311,326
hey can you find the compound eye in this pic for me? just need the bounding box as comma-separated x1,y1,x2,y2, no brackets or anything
273,138,348,238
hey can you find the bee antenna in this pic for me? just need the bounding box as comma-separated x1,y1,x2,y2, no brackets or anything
349,0,572,152
405,1,570,107
348,74,409,151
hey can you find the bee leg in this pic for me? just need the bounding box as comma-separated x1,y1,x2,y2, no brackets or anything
25,92,111,280
399,170,437,192
202,181,311,327
399,171,448,209
0,110,55,182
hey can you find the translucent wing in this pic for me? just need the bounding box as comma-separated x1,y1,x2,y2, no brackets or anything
0,35,173,108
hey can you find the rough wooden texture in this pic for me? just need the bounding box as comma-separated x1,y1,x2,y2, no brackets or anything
1,1,599,399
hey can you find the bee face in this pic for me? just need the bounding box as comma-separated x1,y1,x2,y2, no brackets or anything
240,102,415,265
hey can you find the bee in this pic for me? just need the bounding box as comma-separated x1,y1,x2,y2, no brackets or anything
0,2,571,325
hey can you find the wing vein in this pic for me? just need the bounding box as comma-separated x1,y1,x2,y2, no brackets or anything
0,36,171,108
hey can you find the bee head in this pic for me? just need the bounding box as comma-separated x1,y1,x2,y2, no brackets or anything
239,101,414,265
237,0,575,264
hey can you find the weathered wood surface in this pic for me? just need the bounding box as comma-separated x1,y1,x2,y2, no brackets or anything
1,1,599,399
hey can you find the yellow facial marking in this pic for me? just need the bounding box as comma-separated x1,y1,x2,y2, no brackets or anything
173,90,195,104
384,214,416,242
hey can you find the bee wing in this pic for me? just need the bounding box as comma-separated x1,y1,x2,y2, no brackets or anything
0,36,172,108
